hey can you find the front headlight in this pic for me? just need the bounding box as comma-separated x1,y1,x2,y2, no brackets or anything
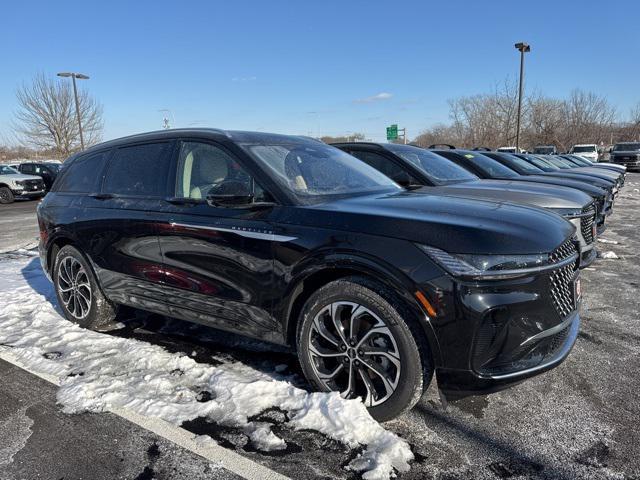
13,180,25,188
417,244,558,280
552,208,584,218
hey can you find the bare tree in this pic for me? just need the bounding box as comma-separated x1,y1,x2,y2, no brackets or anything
559,90,615,150
13,73,103,155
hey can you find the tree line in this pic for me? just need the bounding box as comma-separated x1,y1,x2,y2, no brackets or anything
413,81,640,151
2,74,639,162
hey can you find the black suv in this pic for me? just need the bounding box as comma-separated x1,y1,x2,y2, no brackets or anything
18,162,62,191
38,129,582,420
609,142,640,170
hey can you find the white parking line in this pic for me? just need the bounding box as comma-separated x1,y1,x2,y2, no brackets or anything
0,349,290,480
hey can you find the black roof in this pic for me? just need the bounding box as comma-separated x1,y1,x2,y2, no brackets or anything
80,128,321,154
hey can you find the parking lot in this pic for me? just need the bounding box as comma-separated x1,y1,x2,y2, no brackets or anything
0,174,637,480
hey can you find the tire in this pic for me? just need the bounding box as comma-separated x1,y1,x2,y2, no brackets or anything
297,276,432,422
0,187,15,204
53,245,117,330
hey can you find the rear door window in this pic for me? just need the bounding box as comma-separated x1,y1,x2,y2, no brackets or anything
103,142,173,197
56,152,108,193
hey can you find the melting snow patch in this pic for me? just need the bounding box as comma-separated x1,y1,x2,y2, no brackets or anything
0,257,413,480
597,238,619,245
598,251,619,259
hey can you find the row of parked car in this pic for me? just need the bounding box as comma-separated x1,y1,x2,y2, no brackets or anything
36,129,626,420
0,160,61,204
498,142,640,168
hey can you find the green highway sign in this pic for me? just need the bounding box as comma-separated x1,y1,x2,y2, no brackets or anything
386,124,398,140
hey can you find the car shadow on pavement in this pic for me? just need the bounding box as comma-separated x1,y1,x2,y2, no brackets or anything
20,257,65,317
413,401,575,480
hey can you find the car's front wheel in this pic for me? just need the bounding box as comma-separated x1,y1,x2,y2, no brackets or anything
297,276,431,421
0,187,15,204
53,245,117,330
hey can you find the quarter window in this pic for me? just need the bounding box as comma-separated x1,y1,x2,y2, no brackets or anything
56,152,107,193
103,143,173,197
175,141,269,202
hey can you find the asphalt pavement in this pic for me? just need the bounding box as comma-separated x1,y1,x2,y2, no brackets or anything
1,174,639,479
0,200,39,253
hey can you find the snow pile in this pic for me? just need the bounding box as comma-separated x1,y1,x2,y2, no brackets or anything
0,256,413,480
597,238,619,245
598,251,619,259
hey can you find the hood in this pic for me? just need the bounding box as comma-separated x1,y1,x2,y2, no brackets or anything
0,173,43,182
427,179,591,210
542,172,615,188
506,175,606,198
565,167,621,181
291,191,575,255
594,162,626,171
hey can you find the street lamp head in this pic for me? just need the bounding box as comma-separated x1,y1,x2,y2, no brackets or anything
56,72,90,79
514,42,531,53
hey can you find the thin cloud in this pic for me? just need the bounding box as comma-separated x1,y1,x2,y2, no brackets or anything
353,92,393,104
232,76,257,82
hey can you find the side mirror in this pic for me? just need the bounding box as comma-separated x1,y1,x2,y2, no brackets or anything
206,180,254,207
392,171,413,187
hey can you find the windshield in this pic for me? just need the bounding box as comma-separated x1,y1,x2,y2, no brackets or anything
614,143,640,152
46,163,62,172
533,146,555,154
0,166,19,175
497,147,516,153
458,151,520,178
564,155,590,166
572,145,596,153
523,155,558,171
242,140,401,202
543,156,574,169
488,153,544,174
384,144,478,185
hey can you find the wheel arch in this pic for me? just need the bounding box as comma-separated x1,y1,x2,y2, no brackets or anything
282,254,443,368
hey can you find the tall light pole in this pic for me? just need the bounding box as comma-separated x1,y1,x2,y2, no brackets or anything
57,72,90,150
514,42,530,152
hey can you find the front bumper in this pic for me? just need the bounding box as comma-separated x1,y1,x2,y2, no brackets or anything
12,188,45,199
419,241,582,398
437,312,580,397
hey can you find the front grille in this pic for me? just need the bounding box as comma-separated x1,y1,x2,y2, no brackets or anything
22,179,43,189
549,238,576,264
580,204,596,245
549,239,578,319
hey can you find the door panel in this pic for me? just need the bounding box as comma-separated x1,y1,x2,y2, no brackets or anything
77,143,173,312
156,140,282,342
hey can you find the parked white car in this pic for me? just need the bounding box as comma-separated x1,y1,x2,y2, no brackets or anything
497,146,525,153
570,144,599,162
0,165,46,204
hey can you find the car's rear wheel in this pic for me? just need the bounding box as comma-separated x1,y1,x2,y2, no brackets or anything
297,276,431,421
53,245,117,330
0,187,14,204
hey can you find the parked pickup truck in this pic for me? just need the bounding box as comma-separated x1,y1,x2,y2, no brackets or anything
0,165,46,204
569,144,599,162
609,142,640,170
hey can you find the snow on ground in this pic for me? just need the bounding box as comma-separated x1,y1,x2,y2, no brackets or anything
598,250,620,259
0,254,413,480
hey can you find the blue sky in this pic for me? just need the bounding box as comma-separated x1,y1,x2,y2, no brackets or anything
1,0,638,143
